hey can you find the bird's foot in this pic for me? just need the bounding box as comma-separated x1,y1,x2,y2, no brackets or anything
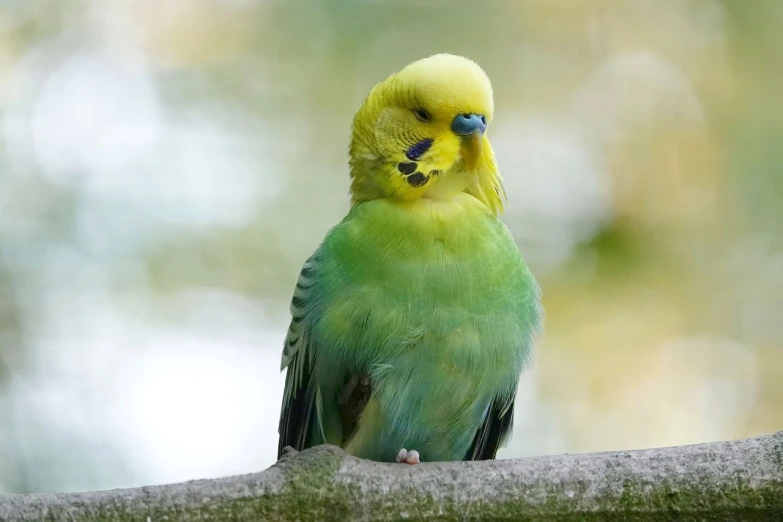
338,374,371,406
395,448,420,465
278,446,298,462
281,445,297,456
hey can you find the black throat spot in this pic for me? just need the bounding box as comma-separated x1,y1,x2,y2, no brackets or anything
397,162,418,175
406,172,428,187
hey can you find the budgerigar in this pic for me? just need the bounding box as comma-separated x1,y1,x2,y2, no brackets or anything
277,54,542,464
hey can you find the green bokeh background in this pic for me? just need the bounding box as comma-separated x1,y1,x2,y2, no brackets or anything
0,0,781,493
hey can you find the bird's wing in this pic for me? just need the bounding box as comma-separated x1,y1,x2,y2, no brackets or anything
463,394,515,461
277,254,322,458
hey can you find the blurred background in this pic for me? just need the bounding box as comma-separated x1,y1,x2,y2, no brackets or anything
0,0,781,493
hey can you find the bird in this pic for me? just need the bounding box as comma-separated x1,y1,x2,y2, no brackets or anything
277,53,543,465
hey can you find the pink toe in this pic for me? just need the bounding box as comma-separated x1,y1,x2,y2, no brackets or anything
405,450,420,465
396,449,408,463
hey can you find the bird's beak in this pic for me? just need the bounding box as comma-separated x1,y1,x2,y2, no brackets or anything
459,134,483,172
452,113,487,172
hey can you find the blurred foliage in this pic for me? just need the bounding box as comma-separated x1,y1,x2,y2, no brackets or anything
0,0,781,493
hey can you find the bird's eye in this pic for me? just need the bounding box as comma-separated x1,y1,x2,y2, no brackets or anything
413,108,431,122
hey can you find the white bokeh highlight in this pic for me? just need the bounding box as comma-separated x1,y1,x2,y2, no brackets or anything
494,116,612,270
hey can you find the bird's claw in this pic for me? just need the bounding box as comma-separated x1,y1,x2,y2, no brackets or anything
395,448,420,465
279,446,298,461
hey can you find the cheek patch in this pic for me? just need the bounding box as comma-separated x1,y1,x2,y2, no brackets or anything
406,139,434,161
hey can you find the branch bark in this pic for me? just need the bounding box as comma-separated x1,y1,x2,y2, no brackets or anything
1,431,781,521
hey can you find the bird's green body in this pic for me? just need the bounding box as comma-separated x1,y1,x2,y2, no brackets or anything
296,195,540,461
278,54,543,463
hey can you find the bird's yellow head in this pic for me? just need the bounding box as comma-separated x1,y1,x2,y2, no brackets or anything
349,53,505,214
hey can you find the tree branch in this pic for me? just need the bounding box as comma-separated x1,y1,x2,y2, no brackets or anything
1,431,781,521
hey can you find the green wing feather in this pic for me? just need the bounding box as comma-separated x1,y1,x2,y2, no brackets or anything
464,396,516,460
277,253,324,458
